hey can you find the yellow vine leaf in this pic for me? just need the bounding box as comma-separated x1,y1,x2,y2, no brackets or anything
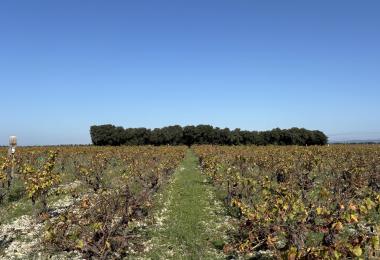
350,245,362,257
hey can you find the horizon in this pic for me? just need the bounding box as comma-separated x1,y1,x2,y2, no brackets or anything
2,126,380,146
1,1,379,146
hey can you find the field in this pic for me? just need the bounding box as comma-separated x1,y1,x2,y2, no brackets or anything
0,145,379,259
194,145,380,259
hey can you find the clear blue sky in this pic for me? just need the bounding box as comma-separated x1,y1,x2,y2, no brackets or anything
1,0,379,145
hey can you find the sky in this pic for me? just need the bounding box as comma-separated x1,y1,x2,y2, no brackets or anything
0,0,379,145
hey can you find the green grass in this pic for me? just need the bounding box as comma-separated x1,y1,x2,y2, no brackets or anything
141,150,229,260
0,197,34,224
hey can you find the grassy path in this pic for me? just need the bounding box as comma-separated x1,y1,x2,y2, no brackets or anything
139,150,231,259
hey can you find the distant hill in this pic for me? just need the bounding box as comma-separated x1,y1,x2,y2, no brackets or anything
329,139,380,144
328,132,380,144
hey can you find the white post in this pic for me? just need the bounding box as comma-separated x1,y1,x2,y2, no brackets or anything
7,136,17,188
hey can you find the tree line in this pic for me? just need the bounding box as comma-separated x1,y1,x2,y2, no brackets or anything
90,124,328,146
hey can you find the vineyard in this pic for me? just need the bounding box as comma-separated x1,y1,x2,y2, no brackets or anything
194,145,380,259
0,146,187,259
0,145,379,259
